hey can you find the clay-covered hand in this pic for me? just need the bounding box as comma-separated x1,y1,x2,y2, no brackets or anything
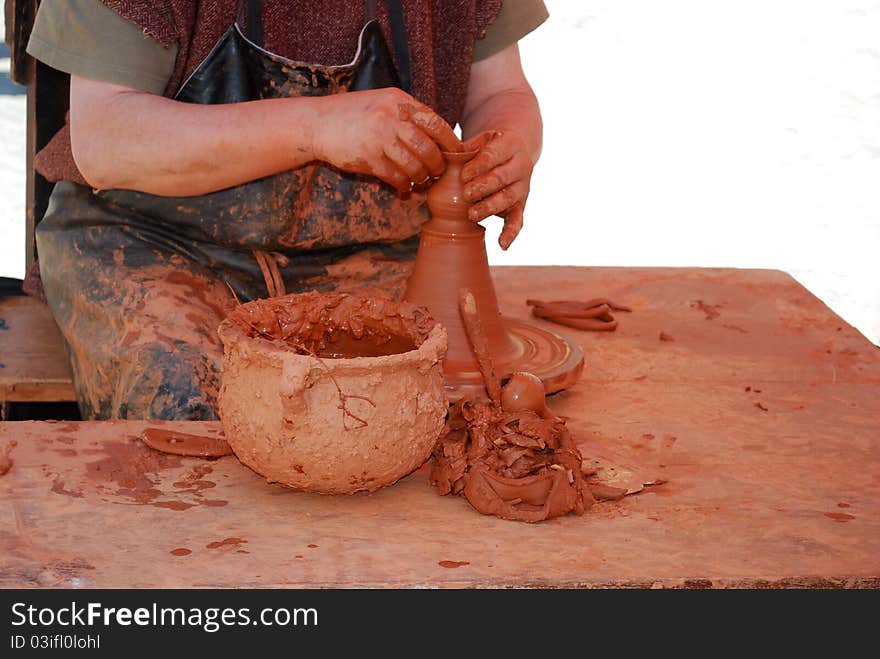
461,130,534,249
312,88,461,196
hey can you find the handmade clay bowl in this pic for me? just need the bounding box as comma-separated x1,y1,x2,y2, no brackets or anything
217,292,448,494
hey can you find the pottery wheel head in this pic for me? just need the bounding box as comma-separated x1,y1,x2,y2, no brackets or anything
444,317,584,401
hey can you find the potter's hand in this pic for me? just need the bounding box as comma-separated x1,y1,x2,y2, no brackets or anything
313,88,461,196
461,130,534,250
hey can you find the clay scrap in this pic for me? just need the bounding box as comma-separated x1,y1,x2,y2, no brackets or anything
430,397,594,522
430,392,667,522
0,440,17,476
141,427,233,458
527,298,631,332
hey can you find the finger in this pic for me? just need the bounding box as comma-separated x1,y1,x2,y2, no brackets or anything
461,130,498,153
468,179,528,222
374,155,412,196
463,153,528,203
499,202,525,250
384,138,430,183
397,122,445,176
401,102,462,153
462,132,514,182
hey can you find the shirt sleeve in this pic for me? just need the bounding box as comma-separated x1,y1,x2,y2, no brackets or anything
25,0,177,94
473,0,549,62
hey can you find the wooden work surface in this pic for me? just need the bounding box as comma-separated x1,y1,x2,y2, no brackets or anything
0,295,75,402
1,267,878,588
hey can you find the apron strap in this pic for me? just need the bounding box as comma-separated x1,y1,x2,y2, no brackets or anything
237,0,264,46
385,0,412,94
253,249,286,298
365,0,378,22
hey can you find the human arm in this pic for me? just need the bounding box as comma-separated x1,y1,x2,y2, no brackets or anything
459,43,543,249
70,77,460,197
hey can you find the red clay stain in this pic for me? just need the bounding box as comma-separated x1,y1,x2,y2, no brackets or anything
51,478,84,498
85,444,225,511
120,329,141,347
690,300,721,320
722,323,749,334
438,560,470,569
206,537,247,549
641,433,655,440
173,479,216,492
824,512,855,522
49,422,81,433
153,501,195,511
172,464,216,491
86,439,182,505
154,330,179,351
53,448,78,457
170,548,192,556
165,271,229,319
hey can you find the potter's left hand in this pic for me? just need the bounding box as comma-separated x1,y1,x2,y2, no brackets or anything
461,130,534,250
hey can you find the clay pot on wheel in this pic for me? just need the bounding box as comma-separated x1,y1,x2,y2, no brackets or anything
217,292,448,494
405,150,517,381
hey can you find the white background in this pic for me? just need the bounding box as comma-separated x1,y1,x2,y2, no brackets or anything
1,1,878,344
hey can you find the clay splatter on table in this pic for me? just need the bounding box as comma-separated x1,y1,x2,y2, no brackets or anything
825,512,856,523
206,537,248,550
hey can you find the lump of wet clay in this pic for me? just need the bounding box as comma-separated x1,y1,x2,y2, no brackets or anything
0,440,18,476
430,400,595,522
218,292,449,494
141,428,232,458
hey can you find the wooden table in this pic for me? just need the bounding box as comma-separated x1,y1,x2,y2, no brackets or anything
1,267,878,588
0,295,75,405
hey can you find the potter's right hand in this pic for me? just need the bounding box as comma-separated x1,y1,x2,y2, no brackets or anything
312,88,461,196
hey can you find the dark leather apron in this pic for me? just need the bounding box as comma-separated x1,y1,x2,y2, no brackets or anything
36,0,426,420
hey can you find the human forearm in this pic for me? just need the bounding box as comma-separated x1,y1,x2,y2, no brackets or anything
70,76,324,196
461,87,542,166
457,45,543,249
70,78,461,198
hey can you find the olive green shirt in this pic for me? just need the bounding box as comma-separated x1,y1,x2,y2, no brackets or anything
27,0,548,94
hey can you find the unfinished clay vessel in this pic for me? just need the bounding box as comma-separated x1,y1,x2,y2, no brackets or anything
405,150,517,378
217,292,448,494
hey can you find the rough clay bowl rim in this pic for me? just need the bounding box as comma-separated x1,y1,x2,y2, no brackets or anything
216,296,448,370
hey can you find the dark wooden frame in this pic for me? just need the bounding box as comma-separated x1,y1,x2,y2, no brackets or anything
5,0,70,269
